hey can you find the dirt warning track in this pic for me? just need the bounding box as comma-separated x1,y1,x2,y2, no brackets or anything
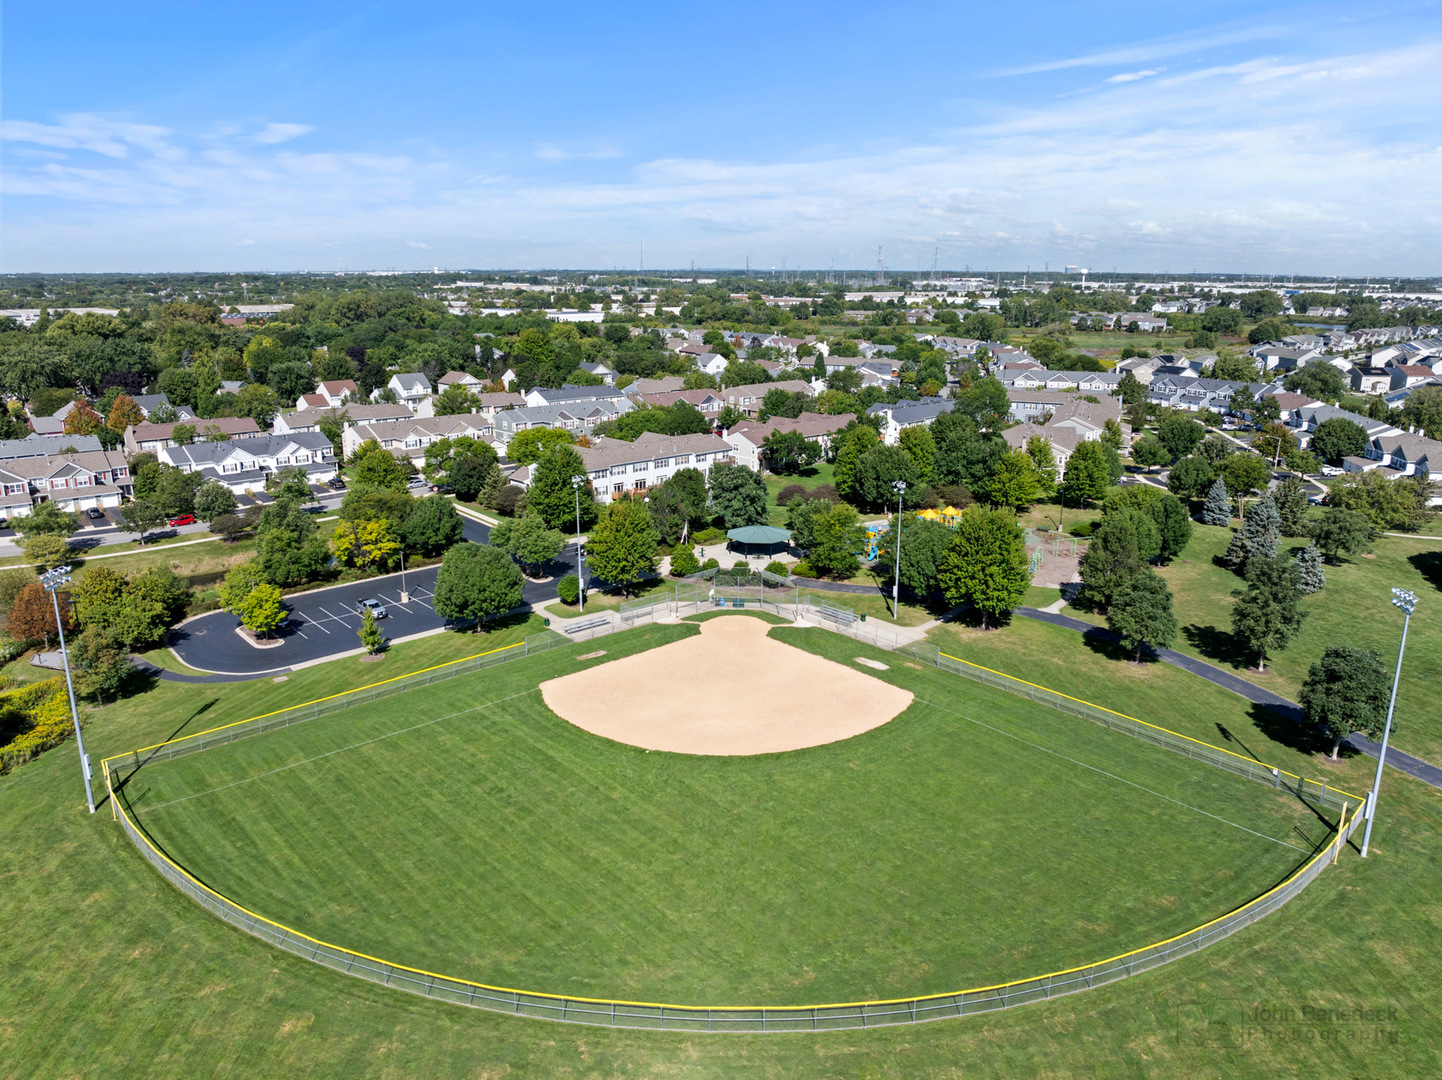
540,616,913,756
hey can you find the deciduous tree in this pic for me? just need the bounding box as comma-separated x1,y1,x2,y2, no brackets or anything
433,543,525,628
707,462,769,528
240,583,286,637
937,507,1029,629
584,498,658,595
1106,568,1179,661
1308,505,1374,562
1300,646,1392,759
1230,554,1308,672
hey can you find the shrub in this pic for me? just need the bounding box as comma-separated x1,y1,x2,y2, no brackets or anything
791,559,815,577
491,484,525,516
777,484,807,506
808,484,840,504
556,573,581,605
699,557,720,572
764,561,789,577
669,546,700,577
692,527,725,546
929,484,973,509
732,560,750,571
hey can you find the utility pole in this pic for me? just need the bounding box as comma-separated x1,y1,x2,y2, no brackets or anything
40,566,93,814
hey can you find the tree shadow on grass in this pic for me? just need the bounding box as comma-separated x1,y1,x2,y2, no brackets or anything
1181,623,1247,667
1408,550,1442,594
1245,699,1345,759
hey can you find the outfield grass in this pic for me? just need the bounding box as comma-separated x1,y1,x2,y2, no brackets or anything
123,622,1328,1008
3,618,1440,1077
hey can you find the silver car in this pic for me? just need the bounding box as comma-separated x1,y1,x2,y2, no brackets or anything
358,598,388,619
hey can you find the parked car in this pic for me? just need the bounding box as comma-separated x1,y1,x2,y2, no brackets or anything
358,598,388,619
167,514,196,527
1320,465,1344,477
406,475,426,487
431,483,454,494
84,507,105,520
326,477,346,490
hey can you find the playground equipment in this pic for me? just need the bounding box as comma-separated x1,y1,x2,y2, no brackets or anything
862,520,889,561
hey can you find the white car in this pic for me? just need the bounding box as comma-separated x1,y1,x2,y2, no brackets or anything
1320,465,1344,477
358,598,388,619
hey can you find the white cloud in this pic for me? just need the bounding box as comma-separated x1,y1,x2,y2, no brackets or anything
1105,68,1164,83
534,144,624,161
406,240,431,249
253,122,314,144
994,23,1285,75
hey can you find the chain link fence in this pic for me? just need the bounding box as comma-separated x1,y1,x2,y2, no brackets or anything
898,641,1361,814
108,767,1362,1031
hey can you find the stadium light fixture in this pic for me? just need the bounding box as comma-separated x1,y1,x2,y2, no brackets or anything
891,480,907,620
571,475,587,613
39,565,93,814
1361,587,1417,857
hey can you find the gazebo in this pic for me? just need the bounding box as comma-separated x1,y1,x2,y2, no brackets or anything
726,524,793,560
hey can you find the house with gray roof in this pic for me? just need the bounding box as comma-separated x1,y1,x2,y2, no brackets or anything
0,450,131,519
377,372,433,414
341,415,492,469
131,394,196,421
490,401,628,448
577,432,735,499
1147,376,1269,413
160,433,337,493
274,401,415,436
865,398,953,445
523,384,630,410
0,434,103,459
1289,403,1401,443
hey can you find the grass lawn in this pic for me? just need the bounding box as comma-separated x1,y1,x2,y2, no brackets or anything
124,621,1322,1008
1146,525,1442,765
2,619,1440,1076
763,462,835,525
546,575,671,618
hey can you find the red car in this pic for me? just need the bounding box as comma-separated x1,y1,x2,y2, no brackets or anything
168,514,196,527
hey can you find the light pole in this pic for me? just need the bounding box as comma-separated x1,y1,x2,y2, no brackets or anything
891,480,907,619
1360,587,1417,858
571,475,587,613
1258,433,1284,469
40,566,93,814
399,550,409,604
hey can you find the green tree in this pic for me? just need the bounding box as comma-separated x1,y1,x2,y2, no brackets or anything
1157,415,1205,460
1220,452,1271,505
581,498,658,595
526,445,595,530
20,533,70,569
240,583,286,637
71,626,133,703
1294,543,1326,594
761,429,821,474
1282,362,1346,402
1273,475,1309,537
193,479,238,522
1106,568,1179,661
1201,476,1232,526
349,439,412,492
707,462,768,528
358,607,386,654
117,499,168,544
448,449,503,504
494,511,566,574
952,378,1010,431
506,427,574,466
937,507,1029,629
985,449,1040,511
217,561,266,614
1167,455,1214,501
1023,436,1058,496
432,543,525,628
1230,554,1308,672
1116,370,1145,405
434,384,477,416
1308,505,1374,562
255,499,329,587
1327,469,1432,532
807,501,865,579
402,495,464,556
876,514,952,595
1300,646,1392,760
1310,417,1369,464
1223,492,1280,573
668,545,700,577
169,422,196,446
1147,494,1193,562
14,501,79,538
898,425,937,482
832,425,878,503
1061,441,1110,507
1079,513,1145,611
854,445,922,510
1132,437,1171,471
647,468,709,546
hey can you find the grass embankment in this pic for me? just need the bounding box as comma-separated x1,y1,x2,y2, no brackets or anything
127,621,1320,1007
2,624,1439,1076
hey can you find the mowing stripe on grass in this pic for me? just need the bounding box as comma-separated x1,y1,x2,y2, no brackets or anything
916,697,1315,854
137,688,541,814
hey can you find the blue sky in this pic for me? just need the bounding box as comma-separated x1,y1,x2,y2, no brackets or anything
3,1,1438,274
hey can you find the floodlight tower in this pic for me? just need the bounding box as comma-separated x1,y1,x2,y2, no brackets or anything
571,476,588,613
891,480,908,619
39,566,93,814
1360,588,1418,857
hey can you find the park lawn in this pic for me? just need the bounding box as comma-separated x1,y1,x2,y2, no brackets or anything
1018,497,1104,536
926,614,1375,795
763,461,835,525
1150,524,1442,765
2,624,1440,1077
125,621,1321,1009
545,574,671,618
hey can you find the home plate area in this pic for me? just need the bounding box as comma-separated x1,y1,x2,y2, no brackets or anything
540,616,913,756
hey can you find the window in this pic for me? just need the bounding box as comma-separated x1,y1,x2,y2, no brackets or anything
633,479,647,491
675,454,690,465
632,462,648,473
654,458,669,468
612,483,624,494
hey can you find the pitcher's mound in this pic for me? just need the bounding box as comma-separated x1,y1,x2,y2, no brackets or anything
540,616,914,756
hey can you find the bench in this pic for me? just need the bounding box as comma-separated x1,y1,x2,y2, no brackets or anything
563,615,611,636
815,602,857,627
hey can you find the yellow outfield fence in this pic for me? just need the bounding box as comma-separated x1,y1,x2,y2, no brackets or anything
101,618,1369,1031
896,642,1362,814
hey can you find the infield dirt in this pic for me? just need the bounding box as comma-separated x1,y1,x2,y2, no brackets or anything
540,616,914,755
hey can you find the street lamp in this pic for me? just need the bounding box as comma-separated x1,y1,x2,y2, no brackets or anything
571,475,587,613
891,480,907,619
1360,587,1417,858
1257,432,1284,469
399,550,409,605
40,566,93,814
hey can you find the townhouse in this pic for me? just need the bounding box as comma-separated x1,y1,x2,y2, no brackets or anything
1146,376,1270,413
723,412,857,471
999,368,1123,394
1288,403,1401,446
375,372,433,414
124,416,261,454
720,379,814,420
522,384,631,411
576,431,735,498
295,379,359,411
634,388,727,420
490,401,627,447
340,416,493,469
865,398,955,445
1350,367,1393,395
0,450,132,519
161,434,337,493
